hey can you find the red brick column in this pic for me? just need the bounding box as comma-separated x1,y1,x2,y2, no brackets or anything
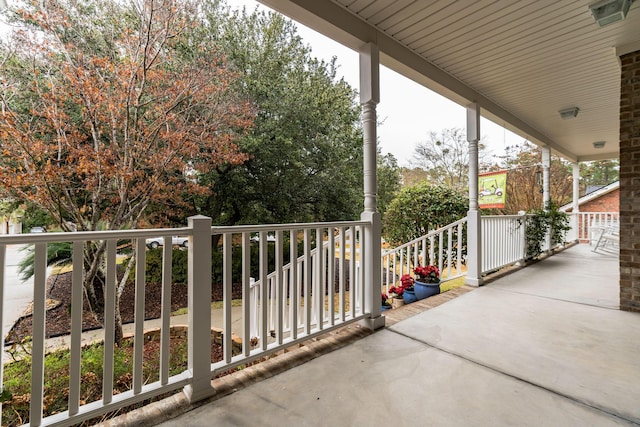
619,49,640,312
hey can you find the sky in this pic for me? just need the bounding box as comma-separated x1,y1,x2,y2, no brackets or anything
231,0,528,167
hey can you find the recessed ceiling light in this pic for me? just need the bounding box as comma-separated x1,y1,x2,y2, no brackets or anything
559,107,580,119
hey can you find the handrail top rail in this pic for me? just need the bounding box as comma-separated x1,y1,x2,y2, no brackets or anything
210,220,367,235
482,214,530,219
0,220,367,245
0,226,193,245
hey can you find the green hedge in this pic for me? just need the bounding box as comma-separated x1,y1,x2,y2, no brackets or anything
144,241,306,285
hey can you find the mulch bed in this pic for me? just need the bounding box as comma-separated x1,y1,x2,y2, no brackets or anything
7,259,376,344
5,272,244,345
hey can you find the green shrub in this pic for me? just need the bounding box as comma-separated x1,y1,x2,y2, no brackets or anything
382,183,468,266
524,202,570,259
144,248,189,285
143,239,309,286
383,183,467,245
524,213,549,259
547,203,571,247
17,241,73,281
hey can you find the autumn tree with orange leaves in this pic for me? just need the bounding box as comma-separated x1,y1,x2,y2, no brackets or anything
0,0,254,341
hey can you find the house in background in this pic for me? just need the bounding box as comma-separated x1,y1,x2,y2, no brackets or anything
561,181,619,213
0,216,22,234
561,181,619,242
0,204,23,235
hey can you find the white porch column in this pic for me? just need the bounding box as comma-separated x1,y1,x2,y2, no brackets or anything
542,146,551,209
184,215,215,402
542,146,552,251
359,42,384,330
572,162,580,242
466,103,482,286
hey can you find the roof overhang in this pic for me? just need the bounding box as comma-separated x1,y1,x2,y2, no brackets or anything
259,0,640,163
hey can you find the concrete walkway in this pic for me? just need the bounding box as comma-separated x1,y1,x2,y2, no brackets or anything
2,245,35,340
39,306,245,354
149,244,639,426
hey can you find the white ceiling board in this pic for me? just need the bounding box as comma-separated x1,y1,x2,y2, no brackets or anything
260,0,640,161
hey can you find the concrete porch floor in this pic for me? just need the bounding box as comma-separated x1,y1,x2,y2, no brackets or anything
118,244,639,426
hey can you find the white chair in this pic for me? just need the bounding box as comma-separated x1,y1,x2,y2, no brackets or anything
592,224,619,253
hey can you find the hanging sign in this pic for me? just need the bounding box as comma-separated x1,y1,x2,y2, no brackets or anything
478,171,507,209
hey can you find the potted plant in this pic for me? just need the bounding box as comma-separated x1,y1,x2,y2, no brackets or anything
400,274,418,304
389,285,405,308
413,264,441,300
381,293,393,311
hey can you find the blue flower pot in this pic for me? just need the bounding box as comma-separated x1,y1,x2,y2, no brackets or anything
403,289,418,304
382,305,392,311
414,280,440,300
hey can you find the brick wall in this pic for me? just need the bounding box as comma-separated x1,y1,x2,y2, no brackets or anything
619,49,640,313
580,188,619,212
565,188,619,242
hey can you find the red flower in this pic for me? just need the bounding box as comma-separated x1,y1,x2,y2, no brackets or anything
414,265,440,283
400,274,415,291
389,285,404,297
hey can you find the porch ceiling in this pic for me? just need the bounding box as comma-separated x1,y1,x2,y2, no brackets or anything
258,0,640,162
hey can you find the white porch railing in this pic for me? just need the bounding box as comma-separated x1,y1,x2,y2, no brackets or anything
249,228,361,339
481,215,527,273
380,212,573,286
481,213,577,274
566,211,620,243
0,218,370,426
0,209,584,425
379,214,535,286
381,218,467,290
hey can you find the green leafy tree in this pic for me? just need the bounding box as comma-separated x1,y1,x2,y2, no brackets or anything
19,204,54,232
377,152,401,217
159,3,363,232
0,200,53,232
580,160,619,188
383,183,468,245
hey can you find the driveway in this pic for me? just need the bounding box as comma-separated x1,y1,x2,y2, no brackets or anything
2,245,34,340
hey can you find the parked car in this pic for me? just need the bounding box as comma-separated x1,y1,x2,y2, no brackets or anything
249,233,277,243
145,236,189,249
29,226,46,233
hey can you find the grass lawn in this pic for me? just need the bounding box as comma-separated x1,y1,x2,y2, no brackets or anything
440,276,466,292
